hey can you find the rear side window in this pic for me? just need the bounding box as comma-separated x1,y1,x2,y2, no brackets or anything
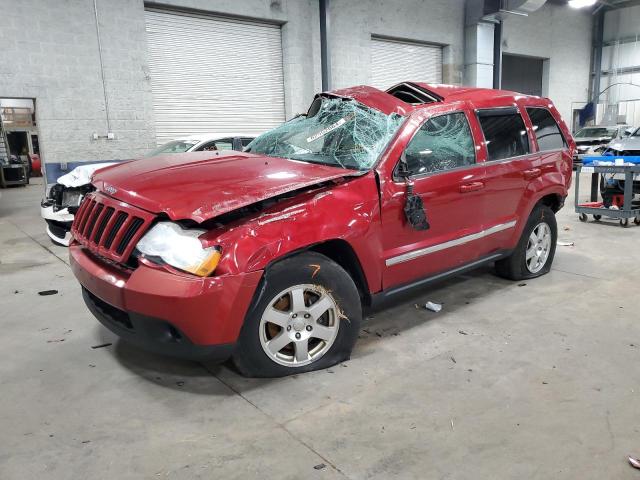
477,109,530,161
196,139,234,151
404,112,476,175
526,107,566,151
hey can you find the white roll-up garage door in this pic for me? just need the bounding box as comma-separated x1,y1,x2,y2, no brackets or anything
370,37,443,90
144,8,286,144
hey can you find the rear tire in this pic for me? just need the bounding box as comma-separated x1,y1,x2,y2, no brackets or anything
495,204,557,281
232,252,361,378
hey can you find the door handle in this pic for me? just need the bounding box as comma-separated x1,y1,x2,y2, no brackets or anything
523,168,542,180
459,181,484,193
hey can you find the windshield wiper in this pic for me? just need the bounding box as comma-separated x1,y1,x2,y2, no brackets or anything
289,155,357,170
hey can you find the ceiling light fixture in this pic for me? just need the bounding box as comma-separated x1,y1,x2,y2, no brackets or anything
568,0,598,8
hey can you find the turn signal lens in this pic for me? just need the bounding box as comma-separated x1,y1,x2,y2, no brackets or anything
183,248,222,277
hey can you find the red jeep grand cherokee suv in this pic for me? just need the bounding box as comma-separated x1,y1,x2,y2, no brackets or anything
69,82,574,377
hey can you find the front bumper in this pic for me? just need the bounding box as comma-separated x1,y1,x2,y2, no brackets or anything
70,245,263,361
41,203,74,246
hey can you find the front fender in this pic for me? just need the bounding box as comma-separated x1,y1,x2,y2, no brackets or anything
203,174,384,293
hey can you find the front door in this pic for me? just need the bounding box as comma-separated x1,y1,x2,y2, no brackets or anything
380,108,491,289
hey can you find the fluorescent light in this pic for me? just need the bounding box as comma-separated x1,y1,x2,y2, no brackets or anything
568,0,597,8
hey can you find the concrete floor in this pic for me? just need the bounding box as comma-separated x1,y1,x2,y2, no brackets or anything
1,176,640,479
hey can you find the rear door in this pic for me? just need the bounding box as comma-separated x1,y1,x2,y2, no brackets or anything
472,106,535,252
380,105,490,289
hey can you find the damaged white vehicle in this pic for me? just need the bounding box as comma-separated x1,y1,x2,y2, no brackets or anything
41,134,254,246
41,163,118,246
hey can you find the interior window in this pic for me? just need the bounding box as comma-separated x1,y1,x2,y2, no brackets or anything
403,112,476,175
526,107,566,151
477,109,530,161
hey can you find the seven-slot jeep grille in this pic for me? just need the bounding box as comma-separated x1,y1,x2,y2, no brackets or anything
71,191,155,264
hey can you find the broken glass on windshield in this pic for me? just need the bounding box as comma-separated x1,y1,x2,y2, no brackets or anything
246,97,404,170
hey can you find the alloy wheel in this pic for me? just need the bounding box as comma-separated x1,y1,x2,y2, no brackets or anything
259,284,340,367
525,222,552,273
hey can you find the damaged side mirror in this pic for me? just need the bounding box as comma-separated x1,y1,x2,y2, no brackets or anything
398,152,430,231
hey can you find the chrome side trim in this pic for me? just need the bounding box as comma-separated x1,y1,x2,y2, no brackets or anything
386,220,517,267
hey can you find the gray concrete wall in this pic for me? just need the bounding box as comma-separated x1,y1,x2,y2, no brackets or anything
327,0,466,89
0,0,156,165
0,0,320,169
501,3,592,125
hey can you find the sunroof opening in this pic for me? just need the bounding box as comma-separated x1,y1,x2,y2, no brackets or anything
386,82,441,105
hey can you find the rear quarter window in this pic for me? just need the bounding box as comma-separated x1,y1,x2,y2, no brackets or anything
526,107,566,151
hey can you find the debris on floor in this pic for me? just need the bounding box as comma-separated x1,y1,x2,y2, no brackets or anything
557,241,575,246
628,456,640,469
91,343,112,349
458,330,468,335
47,338,65,343
424,301,442,312
313,463,327,470
450,356,456,363
518,283,527,287
38,290,58,296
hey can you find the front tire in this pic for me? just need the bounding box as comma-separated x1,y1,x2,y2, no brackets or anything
495,204,557,280
232,252,361,378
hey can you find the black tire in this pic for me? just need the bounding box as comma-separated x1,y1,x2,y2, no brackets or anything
495,204,557,281
579,213,588,222
593,214,602,221
620,218,629,228
232,252,361,378
634,216,640,226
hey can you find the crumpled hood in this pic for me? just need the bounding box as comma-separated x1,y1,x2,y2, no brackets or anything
57,162,120,187
92,151,360,222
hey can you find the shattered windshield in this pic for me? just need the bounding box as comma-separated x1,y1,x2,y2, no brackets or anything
146,140,198,156
246,97,404,170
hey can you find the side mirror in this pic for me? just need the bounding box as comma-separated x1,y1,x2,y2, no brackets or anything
397,151,411,178
624,128,633,137
398,151,430,231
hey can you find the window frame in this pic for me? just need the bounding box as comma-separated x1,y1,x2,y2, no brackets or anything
393,109,479,180
475,106,533,163
525,106,567,153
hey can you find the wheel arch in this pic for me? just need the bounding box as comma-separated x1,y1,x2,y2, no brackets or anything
536,192,564,213
261,239,372,306
308,239,371,305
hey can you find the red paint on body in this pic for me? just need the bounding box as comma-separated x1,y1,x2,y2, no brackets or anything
70,83,575,354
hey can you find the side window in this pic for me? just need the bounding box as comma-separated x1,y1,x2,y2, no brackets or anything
403,112,476,175
477,109,530,161
526,107,566,151
196,139,234,152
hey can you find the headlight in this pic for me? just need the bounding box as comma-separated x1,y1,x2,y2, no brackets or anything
136,222,221,277
62,190,83,207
